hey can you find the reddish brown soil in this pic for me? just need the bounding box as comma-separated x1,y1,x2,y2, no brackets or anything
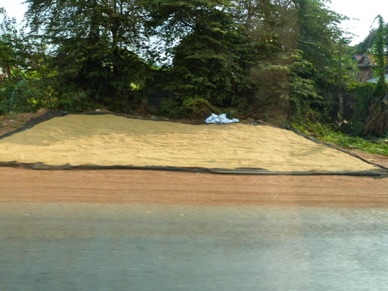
0,167,387,207
347,149,388,169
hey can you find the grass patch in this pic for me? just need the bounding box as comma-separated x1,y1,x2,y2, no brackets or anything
293,122,388,156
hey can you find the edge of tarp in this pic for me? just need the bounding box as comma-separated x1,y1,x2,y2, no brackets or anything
0,161,386,178
288,127,388,172
0,110,69,140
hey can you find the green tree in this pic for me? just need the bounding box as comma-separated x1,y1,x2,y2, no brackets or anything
19,0,356,124
0,8,18,77
290,0,351,122
364,15,388,136
25,0,150,111
147,0,254,117
1,6,78,113
230,0,299,120
356,22,388,53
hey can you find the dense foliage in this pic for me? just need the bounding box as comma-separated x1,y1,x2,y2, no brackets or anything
363,15,388,136
0,0,386,137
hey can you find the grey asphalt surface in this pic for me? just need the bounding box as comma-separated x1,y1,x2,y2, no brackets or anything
1,203,388,291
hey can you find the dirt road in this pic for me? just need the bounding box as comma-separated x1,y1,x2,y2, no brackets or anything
1,167,387,207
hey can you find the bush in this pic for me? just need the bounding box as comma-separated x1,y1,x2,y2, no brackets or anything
182,96,219,119
343,82,375,136
159,97,182,118
0,78,61,113
160,96,220,119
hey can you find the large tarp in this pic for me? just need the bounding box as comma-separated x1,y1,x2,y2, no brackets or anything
0,112,386,176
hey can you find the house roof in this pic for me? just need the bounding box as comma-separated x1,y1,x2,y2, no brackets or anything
366,74,388,83
353,54,363,62
354,54,372,66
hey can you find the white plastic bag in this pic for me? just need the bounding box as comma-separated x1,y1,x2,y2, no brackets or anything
205,113,239,124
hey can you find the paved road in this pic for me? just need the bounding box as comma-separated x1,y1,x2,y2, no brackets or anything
1,203,388,291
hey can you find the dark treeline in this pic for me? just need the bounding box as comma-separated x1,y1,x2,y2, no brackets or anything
0,1,386,135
